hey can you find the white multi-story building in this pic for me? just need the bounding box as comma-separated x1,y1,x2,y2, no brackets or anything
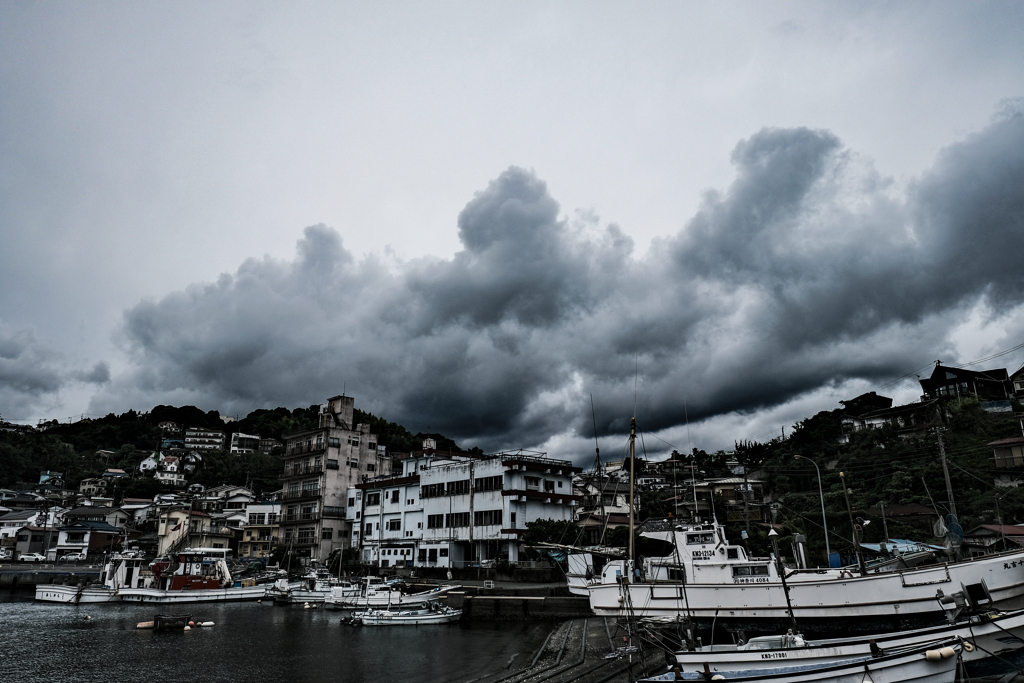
184,427,225,451
230,432,260,454
348,443,578,569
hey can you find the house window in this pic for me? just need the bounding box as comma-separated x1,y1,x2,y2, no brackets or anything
321,528,333,540
365,492,380,506
387,519,401,531
427,514,444,529
329,437,340,448
366,463,375,472
525,477,540,490
473,510,502,526
439,548,449,557
391,490,400,504
364,523,372,535
544,480,555,492
445,512,470,528
348,498,355,507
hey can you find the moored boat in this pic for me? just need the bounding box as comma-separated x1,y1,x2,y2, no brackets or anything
668,605,1024,678
324,576,459,614
348,602,462,626
641,636,962,683
117,548,267,604
35,552,151,603
586,519,1024,634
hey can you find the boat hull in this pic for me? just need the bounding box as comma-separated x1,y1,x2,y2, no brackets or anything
590,552,1024,634
35,585,121,604
117,585,268,604
672,608,1024,676
355,609,462,626
645,638,961,683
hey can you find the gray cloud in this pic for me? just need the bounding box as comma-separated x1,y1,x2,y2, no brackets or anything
0,321,108,419
89,108,1024,456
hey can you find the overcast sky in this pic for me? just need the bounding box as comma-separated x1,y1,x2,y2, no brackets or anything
2,2,1023,464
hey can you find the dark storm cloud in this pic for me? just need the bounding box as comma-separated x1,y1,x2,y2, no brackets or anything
0,321,108,419
91,109,1024,453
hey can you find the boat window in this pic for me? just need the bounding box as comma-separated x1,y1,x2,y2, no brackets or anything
667,567,685,582
732,565,770,577
727,548,739,559
687,532,714,545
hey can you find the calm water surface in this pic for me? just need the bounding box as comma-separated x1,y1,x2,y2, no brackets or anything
0,593,553,682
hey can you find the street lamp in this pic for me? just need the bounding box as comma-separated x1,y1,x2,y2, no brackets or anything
795,455,830,565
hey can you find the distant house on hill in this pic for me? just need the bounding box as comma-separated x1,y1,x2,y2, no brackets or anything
919,363,1012,403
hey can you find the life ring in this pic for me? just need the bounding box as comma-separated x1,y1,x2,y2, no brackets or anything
963,641,975,652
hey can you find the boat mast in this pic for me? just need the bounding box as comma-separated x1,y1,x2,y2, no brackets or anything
628,417,636,581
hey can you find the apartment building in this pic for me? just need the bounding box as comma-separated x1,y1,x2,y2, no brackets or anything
184,427,225,451
229,432,260,454
348,442,579,569
279,395,383,563
238,501,281,559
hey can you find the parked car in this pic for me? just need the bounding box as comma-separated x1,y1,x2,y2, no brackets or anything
0,548,13,560
19,552,46,562
59,551,87,562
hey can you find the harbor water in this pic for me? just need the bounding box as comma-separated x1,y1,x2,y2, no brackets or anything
0,593,553,682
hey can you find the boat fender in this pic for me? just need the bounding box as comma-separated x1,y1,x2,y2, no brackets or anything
136,621,155,629
925,647,956,661
938,647,956,659
963,641,975,652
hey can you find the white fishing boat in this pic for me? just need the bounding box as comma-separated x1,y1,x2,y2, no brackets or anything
35,552,151,603
587,516,1024,633
116,548,267,604
265,567,361,604
324,576,459,614
669,605,1024,678
641,636,962,683
350,603,463,626
583,419,1024,634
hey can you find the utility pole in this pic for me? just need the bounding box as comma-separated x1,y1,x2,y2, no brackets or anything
936,428,957,519
840,472,867,576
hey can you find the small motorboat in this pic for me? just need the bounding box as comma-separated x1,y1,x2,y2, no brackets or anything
346,602,462,626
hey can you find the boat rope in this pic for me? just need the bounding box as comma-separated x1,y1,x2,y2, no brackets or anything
966,622,1024,674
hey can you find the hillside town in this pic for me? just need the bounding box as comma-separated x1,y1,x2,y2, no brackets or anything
2,362,1024,572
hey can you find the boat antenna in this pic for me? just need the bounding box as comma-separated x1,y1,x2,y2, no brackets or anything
591,394,607,542
684,396,699,522
633,355,638,419
628,416,636,579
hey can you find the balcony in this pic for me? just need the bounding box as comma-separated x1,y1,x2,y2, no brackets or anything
281,489,321,501
280,464,324,479
286,443,326,456
322,506,346,520
282,512,319,523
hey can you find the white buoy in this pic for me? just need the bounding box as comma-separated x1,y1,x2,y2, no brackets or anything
183,625,191,631
201,621,215,627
